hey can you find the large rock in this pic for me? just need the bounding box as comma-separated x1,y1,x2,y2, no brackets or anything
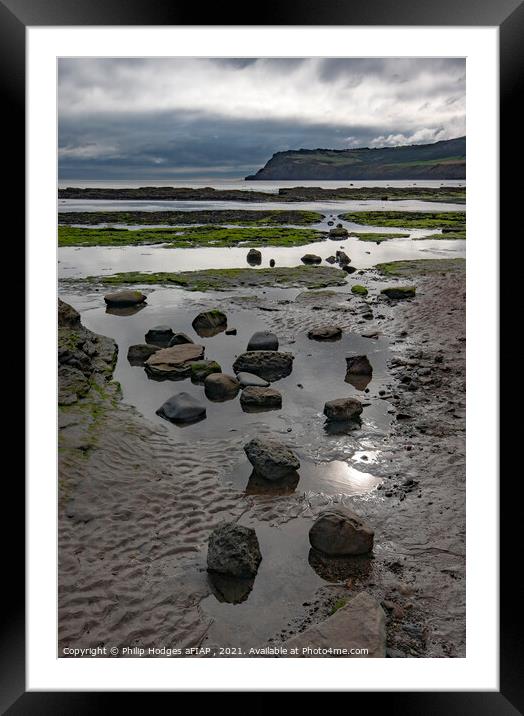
156,392,206,423
237,372,270,388
301,253,322,264
247,331,279,352
58,298,81,328
309,507,374,555
244,437,300,480
307,325,342,341
336,250,350,265
168,332,194,347
192,309,227,337
207,522,262,578
145,325,174,346
324,397,363,422
381,286,416,300
247,248,262,265
144,343,205,379
240,386,282,411
329,226,349,239
204,373,240,401
280,592,385,657
233,351,294,382
345,355,373,376
190,360,222,383
127,343,160,366
104,290,146,308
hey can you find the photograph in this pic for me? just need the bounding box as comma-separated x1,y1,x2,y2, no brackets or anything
57,56,467,660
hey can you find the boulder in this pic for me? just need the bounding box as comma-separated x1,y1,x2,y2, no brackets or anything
269,259,276,267
309,507,374,555
301,253,322,264
127,343,160,366
204,373,240,401
144,343,205,379
168,332,194,347
281,592,385,657
381,286,416,300
192,309,227,337
247,330,279,352
343,265,357,274
190,360,222,383
324,397,363,422
240,386,282,411
336,250,350,265
325,255,337,264
207,522,262,579
145,325,174,346
156,392,206,423
307,325,342,341
237,372,270,388
104,290,146,308
233,351,294,382
244,437,300,480
247,248,262,265
345,355,373,376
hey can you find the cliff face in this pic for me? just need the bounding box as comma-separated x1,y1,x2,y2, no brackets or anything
245,137,465,181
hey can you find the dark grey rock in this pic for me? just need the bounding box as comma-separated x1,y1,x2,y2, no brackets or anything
207,522,262,578
324,397,363,422
309,507,374,555
192,309,227,337
247,248,262,265
104,290,146,308
233,351,294,382
168,332,194,347
247,330,279,352
345,355,373,376
127,343,160,366
240,386,282,411
145,325,174,345
301,253,322,264
204,373,240,401
244,437,300,480
237,372,270,388
156,392,206,423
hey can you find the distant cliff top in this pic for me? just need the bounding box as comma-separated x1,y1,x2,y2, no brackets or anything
245,136,465,181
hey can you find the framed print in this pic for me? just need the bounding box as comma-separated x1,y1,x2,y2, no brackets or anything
4,0,522,707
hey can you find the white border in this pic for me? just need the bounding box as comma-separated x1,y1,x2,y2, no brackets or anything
28,27,499,691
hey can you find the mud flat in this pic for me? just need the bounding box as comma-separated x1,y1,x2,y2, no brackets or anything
58,257,465,657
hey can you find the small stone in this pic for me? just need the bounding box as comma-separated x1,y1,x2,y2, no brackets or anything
307,325,342,341
247,248,262,265
192,309,227,337
145,325,174,345
301,253,322,264
127,343,160,366
345,355,373,376
381,286,416,300
236,372,270,388
168,332,194,347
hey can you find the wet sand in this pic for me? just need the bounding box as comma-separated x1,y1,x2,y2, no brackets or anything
58,260,465,657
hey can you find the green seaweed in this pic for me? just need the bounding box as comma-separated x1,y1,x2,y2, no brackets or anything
58,225,326,248
349,232,409,242
66,266,348,292
351,284,368,295
374,258,465,277
340,211,465,230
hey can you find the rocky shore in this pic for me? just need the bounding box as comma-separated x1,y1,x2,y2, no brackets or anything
58,258,465,658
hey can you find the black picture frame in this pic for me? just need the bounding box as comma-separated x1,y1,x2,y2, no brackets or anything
5,0,521,708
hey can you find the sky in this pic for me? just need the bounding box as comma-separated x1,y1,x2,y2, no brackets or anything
58,57,465,180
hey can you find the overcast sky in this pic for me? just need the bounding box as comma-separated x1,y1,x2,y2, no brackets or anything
58,57,465,180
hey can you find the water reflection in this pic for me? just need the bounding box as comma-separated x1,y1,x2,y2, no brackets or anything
105,303,147,317
308,548,373,582
207,572,255,605
245,470,300,496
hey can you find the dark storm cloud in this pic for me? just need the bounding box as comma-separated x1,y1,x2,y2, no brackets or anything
58,57,465,179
